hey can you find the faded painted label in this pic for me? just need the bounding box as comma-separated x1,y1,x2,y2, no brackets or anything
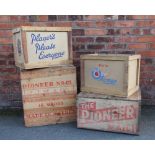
92,64,117,85
77,97,140,134
84,60,125,91
26,32,68,63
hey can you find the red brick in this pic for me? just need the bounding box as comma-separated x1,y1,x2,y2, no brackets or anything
138,51,155,57
106,43,126,49
42,23,55,27
126,15,147,20
128,43,148,49
150,43,155,49
0,30,12,37
119,28,131,35
54,22,72,27
84,15,105,20
10,16,28,22
37,15,48,22
0,52,14,58
136,21,155,27
96,21,114,27
0,38,12,44
76,37,94,43
73,44,85,51
72,29,84,36
147,15,155,19
0,68,16,73
9,16,19,21
75,21,94,27
106,29,120,35
0,16,10,22
13,22,33,28
150,29,155,35
0,74,20,80
140,72,155,79
141,58,153,65
0,45,13,52
0,23,13,29
87,44,105,50
85,29,106,36
143,29,151,35
0,60,6,65
115,36,135,42
137,36,155,42
32,22,48,27
96,37,114,42
141,66,155,72
114,21,135,27
7,60,15,65
132,29,141,35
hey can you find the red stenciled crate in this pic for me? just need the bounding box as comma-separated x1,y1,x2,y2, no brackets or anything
76,90,141,135
20,65,77,127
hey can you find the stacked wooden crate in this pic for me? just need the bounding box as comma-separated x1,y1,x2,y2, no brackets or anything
77,54,141,134
12,26,77,127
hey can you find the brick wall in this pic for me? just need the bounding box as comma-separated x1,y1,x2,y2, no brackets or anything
0,15,155,108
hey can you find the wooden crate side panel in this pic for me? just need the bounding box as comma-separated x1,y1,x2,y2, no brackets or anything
12,31,25,65
24,106,76,127
13,27,73,69
82,59,126,96
77,96,140,134
128,59,139,91
136,58,141,87
20,67,77,127
68,31,73,63
80,60,85,88
20,65,75,79
81,86,126,97
78,89,141,101
22,60,72,69
22,31,28,63
123,61,128,96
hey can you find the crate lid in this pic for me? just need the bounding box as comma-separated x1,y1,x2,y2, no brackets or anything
80,54,141,61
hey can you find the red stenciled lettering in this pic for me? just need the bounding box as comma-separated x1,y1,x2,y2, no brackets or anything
126,105,137,119
78,104,138,123
79,102,96,110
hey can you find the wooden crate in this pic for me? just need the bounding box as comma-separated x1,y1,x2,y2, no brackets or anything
77,90,141,135
81,54,141,97
20,65,77,127
12,26,73,69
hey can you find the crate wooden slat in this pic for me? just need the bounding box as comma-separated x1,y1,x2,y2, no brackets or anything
12,26,73,69
77,90,141,135
80,54,141,97
20,65,77,127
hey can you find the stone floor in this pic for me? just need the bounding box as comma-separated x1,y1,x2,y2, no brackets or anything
0,106,154,140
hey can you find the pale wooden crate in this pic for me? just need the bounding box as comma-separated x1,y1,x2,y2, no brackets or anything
76,90,141,135
12,26,73,69
20,65,77,127
80,54,141,97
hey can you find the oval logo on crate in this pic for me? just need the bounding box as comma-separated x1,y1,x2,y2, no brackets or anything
92,65,117,85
